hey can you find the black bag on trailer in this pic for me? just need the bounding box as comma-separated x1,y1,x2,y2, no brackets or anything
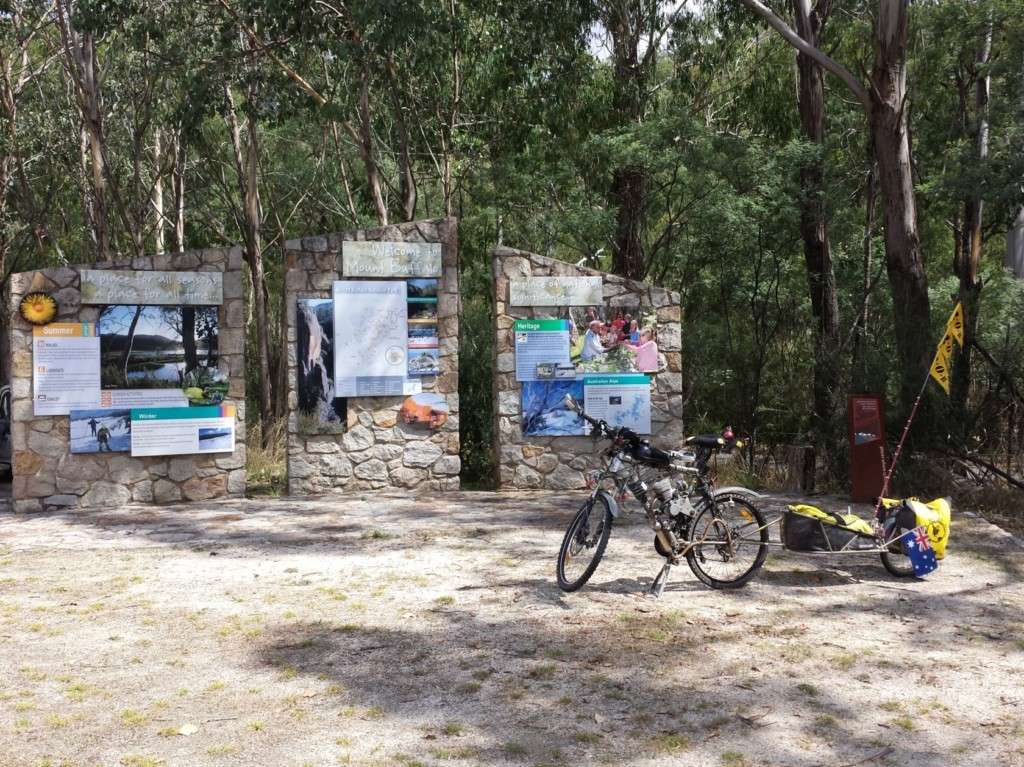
782,505,876,552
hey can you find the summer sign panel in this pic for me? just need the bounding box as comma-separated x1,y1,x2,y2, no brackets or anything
332,280,408,397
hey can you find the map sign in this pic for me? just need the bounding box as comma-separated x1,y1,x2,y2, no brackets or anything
583,374,651,434
80,270,223,305
333,281,408,397
509,276,602,307
342,241,442,278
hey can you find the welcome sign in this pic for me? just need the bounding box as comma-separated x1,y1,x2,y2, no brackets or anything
341,241,442,278
81,270,223,305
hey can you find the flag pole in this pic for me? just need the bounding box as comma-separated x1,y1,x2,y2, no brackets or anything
872,371,931,520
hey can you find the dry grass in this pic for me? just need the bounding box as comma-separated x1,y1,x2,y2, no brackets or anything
245,417,287,496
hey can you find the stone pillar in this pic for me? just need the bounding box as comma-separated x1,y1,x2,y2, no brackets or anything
491,246,683,490
284,218,461,494
8,248,247,512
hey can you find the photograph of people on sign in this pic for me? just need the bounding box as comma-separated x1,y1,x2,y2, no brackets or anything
99,305,219,389
522,380,586,437
568,306,660,374
296,298,347,434
70,408,131,454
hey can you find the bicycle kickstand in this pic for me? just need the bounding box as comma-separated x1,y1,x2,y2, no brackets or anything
648,561,672,598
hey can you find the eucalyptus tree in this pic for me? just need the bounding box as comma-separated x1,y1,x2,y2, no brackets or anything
741,0,932,418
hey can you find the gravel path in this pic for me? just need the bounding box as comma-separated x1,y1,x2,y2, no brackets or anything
0,491,1021,767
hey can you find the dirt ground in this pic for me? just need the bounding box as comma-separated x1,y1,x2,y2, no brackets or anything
1,491,1022,767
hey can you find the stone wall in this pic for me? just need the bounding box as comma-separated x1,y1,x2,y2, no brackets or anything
9,248,247,513
284,218,460,494
491,246,683,490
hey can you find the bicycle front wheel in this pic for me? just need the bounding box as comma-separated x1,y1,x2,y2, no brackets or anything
686,496,768,589
556,496,614,592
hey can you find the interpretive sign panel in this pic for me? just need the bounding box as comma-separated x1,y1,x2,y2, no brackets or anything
333,280,408,397
514,319,572,381
342,241,442,278
80,270,223,305
131,404,236,457
33,323,101,415
584,374,651,434
509,276,602,307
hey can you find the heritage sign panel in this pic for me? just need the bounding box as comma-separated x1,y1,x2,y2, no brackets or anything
341,241,442,278
509,276,602,306
80,270,223,306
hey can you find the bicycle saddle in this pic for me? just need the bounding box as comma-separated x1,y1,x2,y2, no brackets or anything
686,434,726,449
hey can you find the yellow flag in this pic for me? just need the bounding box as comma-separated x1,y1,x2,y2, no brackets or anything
938,332,954,363
930,353,951,395
945,303,964,346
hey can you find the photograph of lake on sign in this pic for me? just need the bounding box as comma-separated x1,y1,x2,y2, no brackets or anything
99,305,218,389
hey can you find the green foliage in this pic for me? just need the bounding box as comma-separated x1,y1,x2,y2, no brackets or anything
3,0,1023,492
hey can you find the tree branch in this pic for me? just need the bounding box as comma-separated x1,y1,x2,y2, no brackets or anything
739,0,871,112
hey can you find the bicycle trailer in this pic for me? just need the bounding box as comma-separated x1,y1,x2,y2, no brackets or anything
782,504,877,552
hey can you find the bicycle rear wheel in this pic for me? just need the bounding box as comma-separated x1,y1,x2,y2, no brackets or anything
556,496,613,592
686,496,768,589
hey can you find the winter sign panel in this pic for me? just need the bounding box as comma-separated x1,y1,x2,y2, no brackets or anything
130,404,236,457
332,281,408,397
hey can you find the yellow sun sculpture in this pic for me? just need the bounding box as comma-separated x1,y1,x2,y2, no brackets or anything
19,292,58,325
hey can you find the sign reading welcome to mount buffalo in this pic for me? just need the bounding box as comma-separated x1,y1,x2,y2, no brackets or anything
509,276,602,306
341,241,442,278
80,270,223,306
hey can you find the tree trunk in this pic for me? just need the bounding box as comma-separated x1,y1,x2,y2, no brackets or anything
224,80,273,437
952,17,992,421
385,56,417,222
869,0,931,415
606,2,648,280
793,0,840,464
740,0,931,420
121,305,143,386
152,126,165,254
172,132,186,252
346,65,388,226
182,307,198,373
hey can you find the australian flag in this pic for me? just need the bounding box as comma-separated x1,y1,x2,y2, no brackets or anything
901,525,938,576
